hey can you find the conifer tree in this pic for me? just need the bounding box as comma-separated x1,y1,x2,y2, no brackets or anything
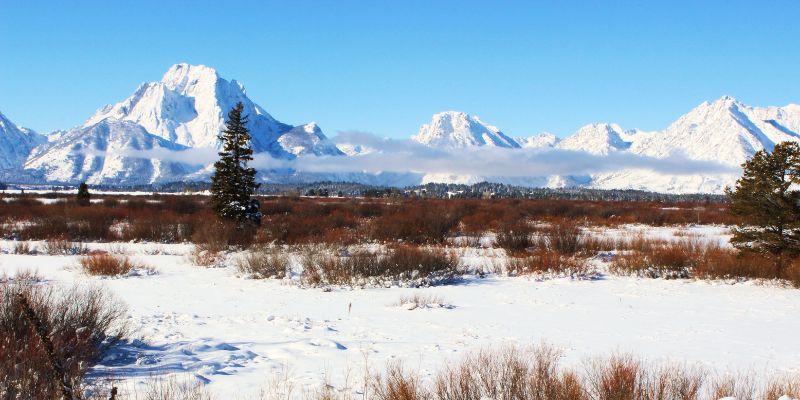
76,182,90,206
210,102,261,224
726,142,800,275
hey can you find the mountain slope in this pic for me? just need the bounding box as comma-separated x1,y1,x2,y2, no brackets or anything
18,63,344,184
277,123,344,156
0,111,46,170
85,63,341,158
412,111,520,148
25,120,196,184
514,133,558,149
629,96,800,167
403,98,800,193
556,123,635,155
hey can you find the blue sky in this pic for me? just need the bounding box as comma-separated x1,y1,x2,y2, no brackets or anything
1,0,798,139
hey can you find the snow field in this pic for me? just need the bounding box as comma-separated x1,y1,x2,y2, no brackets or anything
0,226,798,398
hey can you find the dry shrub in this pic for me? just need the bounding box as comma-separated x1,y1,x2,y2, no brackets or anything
495,223,534,253
12,240,34,255
382,246,458,278
42,237,87,256
695,248,782,282
252,346,796,400
371,362,430,400
585,354,707,400
610,237,800,286
298,245,331,286
190,246,222,267
541,221,582,255
136,375,214,400
455,231,482,248
585,355,642,399
80,253,146,276
367,202,462,244
190,219,258,266
707,374,757,400
394,293,449,309
236,247,289,279
610,240,707,279
434,345,586,400
0,279,127,399
307,246,459,286
761,374,800,400
507,250,590,278
785,261,800,288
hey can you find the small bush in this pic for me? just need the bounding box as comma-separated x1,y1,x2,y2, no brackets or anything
80,253,144,276
12,241,34,255
542,221,582,255
42,237,87,256
585,354,707,400
610,240,705,279
302,246,459,286
138,375,215,400
372,362,430,400
394,293,451,310
0,279,127,398
495,224,534,253
507,249,591,279
695,248,782,282
434,345,585,400
236,248,289,279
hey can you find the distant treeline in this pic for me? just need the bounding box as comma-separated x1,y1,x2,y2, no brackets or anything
1,180,727,203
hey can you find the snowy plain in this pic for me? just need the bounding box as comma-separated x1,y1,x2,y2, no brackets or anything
0,227,798,398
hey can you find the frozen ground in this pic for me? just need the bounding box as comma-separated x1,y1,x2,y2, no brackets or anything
0,226,798,398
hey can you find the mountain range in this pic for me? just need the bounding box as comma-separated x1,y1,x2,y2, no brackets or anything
1,63,798,193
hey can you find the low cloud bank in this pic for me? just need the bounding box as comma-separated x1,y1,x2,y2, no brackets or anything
81,131,740,178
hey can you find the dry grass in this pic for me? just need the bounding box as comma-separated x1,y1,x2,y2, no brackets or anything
84,345,800,400
433,345,584,400
12,240,34,255
136,375,215,400
0,278,128,398
608,237,800,286
42,237,87,255
507,250,584,276
80,253,150,277
495,225,534,253
236,247,290,279
303,246,460,286
393,293,450,309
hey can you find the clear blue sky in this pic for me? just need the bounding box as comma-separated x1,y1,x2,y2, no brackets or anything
1,0,799,138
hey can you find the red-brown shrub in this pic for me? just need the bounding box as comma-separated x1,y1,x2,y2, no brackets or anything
0,280,127,398
79,253,139,276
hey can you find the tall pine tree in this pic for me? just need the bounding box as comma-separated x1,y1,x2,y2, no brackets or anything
210,102,262,224
76,182,90,206
726,141,800,275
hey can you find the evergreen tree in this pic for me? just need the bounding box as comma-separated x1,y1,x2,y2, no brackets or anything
76,182,91,206
210,102,262,224
726,142,800,275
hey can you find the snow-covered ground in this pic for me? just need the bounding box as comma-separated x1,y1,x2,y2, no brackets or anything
0,227,798,398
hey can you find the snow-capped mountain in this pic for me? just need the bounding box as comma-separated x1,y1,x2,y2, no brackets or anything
0,111,45,170
2,63,799,194
25,120,195,185
401,97,800,193
277,122,344,157
84,63,340,158
555,123,635,155
630,96,800,166
16,63,343,184
514,133,557,149
412,111,520,148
